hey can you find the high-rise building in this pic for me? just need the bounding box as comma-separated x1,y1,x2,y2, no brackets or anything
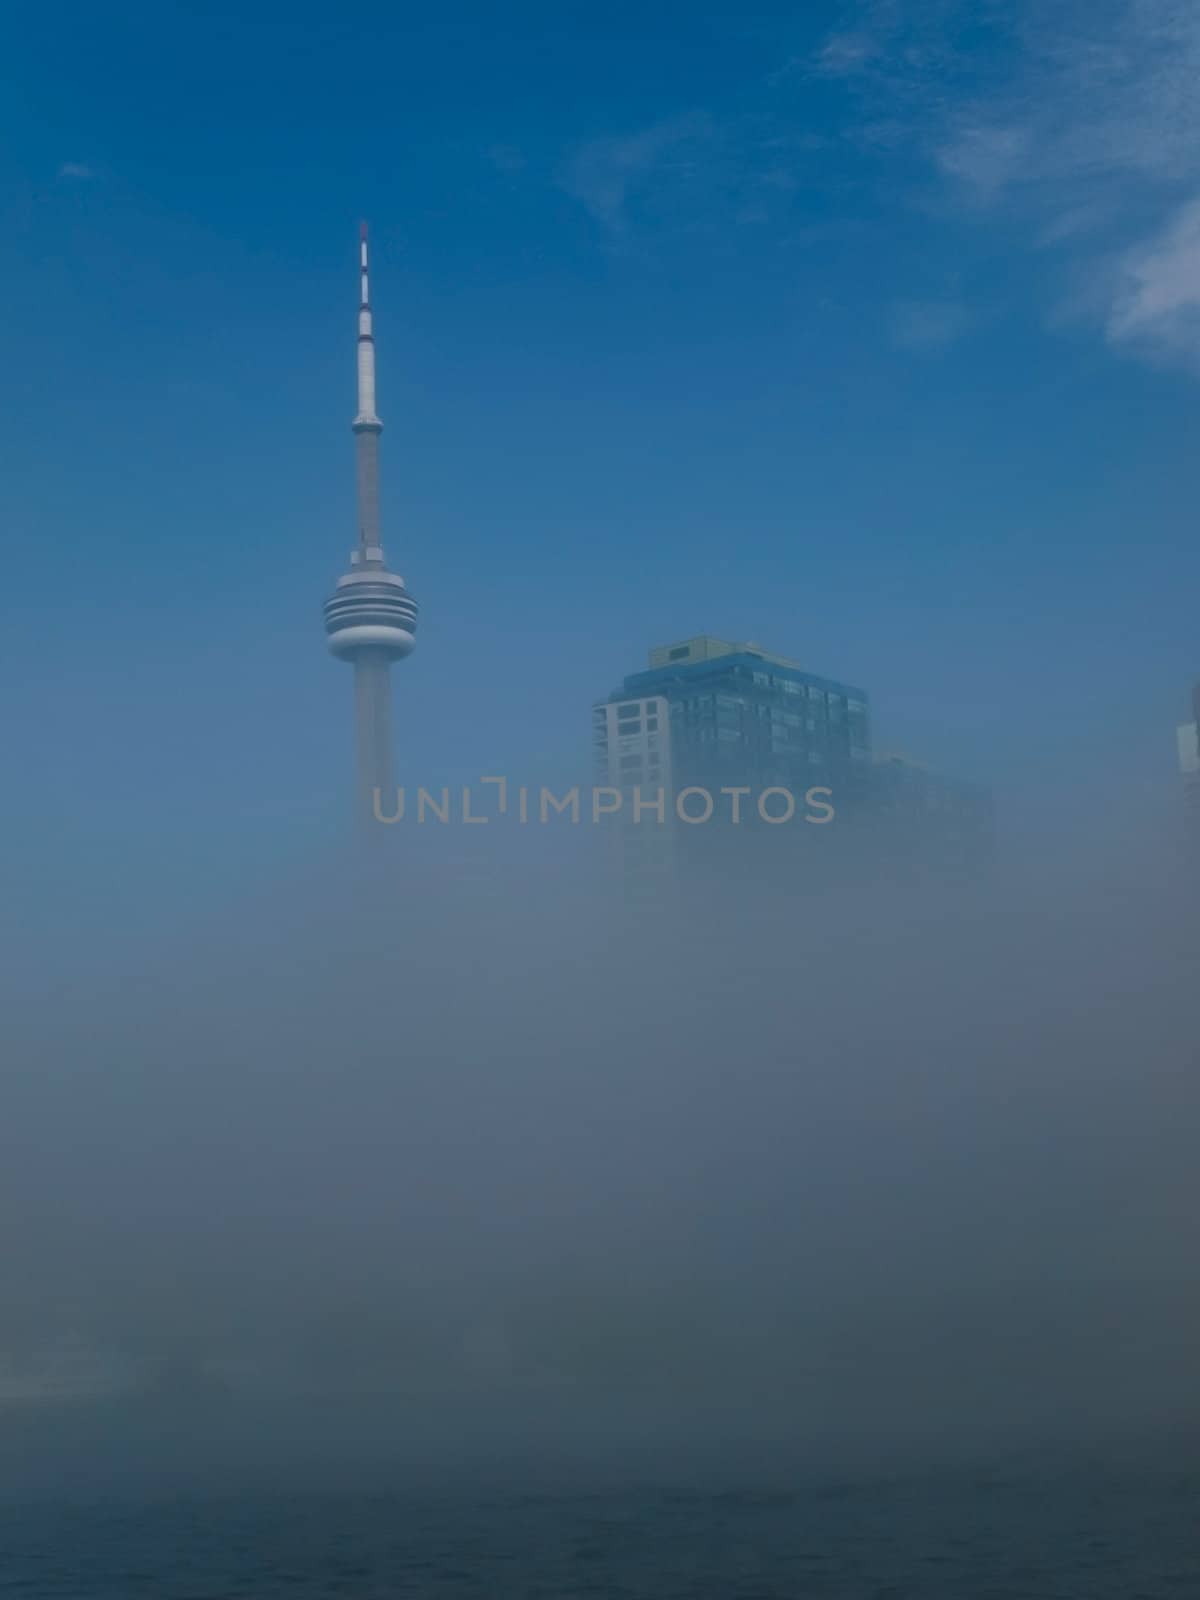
323,225,418,822
608,634,871,798
593,634,992,888
593,635,871,890
592,693,677,894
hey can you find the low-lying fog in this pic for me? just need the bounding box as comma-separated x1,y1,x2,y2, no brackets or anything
2,818,1196,1496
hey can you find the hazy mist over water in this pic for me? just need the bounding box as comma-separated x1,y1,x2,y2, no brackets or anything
5,7,1200,1594
2,802,1196,1501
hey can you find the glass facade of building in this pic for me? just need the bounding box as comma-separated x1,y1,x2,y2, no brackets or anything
593,636,994,889
613,646,871,808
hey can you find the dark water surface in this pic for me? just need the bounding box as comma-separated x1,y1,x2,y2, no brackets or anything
4,1451,1198,1597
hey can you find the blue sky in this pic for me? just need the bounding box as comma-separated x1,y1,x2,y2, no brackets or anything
3,0,1199,907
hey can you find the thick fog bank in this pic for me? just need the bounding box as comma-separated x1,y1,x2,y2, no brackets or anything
2,829,1197,1491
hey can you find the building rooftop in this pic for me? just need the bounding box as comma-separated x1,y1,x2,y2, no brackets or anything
647,635,804,672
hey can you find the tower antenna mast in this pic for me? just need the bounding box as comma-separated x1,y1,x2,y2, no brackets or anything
323,224,419,821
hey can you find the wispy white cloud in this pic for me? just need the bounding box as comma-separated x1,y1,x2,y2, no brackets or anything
933,3,1200,203
818,0,1200,371
1107,198,1200,367
560,110,825,238
562,113,717,233
58,162,94,180
552,2,1200,372
816,29,885,79
936,125,1031,204
1035,201,1117,249
808,0,986,108
890,299,973,353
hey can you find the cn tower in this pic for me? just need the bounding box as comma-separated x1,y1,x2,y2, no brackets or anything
323,224,418,820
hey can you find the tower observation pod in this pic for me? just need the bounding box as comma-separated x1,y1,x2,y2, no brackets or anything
323,224,418,819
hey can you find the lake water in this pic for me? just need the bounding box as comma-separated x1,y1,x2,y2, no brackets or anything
4,1448,1198,1597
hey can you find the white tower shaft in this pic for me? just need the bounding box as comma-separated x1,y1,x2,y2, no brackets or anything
354,653,394,804
323,222,418,828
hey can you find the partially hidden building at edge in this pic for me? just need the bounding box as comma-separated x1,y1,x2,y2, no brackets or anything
323,225,418,820
594,634,996,888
